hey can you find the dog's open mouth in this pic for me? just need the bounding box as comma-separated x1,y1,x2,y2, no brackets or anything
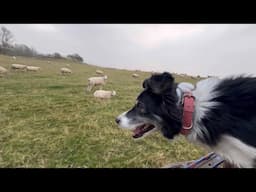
132,124,155,138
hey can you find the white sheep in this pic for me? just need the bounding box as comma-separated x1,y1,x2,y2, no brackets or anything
180,73,187,77
12,56,16,60
151,71,160,75
87,75,108,91
26,66,41,72
96,70,104,75
132,73,139,78
60,67,72,75
93,90,116,99
0,66,8,76
11,64,27,71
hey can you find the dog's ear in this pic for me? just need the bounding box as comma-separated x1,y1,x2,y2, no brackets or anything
142,78,150,89
143,72,175,94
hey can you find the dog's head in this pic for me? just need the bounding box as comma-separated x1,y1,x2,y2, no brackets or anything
116,72,182,140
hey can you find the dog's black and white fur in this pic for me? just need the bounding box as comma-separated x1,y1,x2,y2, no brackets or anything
116,72,256,168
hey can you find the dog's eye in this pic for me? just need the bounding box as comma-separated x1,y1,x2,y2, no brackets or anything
136,102,146,113
136,102,143,108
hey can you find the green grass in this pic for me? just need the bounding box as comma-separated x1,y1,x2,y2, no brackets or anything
0,54,206,168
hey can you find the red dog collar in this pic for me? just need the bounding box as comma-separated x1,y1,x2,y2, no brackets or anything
180,92,195,135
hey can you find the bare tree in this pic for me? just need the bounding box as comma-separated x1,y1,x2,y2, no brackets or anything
53,52,63,59
67,53,84,63
14,44,38,57
0,26,14,48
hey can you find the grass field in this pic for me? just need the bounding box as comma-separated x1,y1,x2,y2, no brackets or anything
0,54,206,168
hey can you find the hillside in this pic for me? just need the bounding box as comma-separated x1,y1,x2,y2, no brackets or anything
0,54,205,168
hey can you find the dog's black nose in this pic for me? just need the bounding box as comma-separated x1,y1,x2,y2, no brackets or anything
115,118,120,124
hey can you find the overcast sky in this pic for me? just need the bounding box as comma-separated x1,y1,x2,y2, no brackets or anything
2,24,256,77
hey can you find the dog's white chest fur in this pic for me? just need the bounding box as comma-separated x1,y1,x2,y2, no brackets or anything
213,135,256,168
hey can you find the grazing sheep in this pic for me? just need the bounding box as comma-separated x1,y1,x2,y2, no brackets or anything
180,73,189,77
47,61,51,64
96,70,104,75
132,73,139,78
60,67,72,75
26,66,41,72
0,66,8,76
87,75,108,91
93,90,116,99
12,56,16,60
11,64,27,71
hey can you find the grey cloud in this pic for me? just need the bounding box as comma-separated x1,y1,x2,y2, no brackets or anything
2,24,256,77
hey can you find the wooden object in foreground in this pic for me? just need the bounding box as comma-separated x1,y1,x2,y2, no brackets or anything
163,152,232,168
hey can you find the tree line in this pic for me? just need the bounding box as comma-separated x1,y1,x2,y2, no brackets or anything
0,26,84,63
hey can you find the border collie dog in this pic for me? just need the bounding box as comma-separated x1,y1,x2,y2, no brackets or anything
116,72,256,168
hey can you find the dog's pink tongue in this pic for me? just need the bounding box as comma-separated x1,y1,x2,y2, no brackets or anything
132,125,144,137
134,127,142,134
